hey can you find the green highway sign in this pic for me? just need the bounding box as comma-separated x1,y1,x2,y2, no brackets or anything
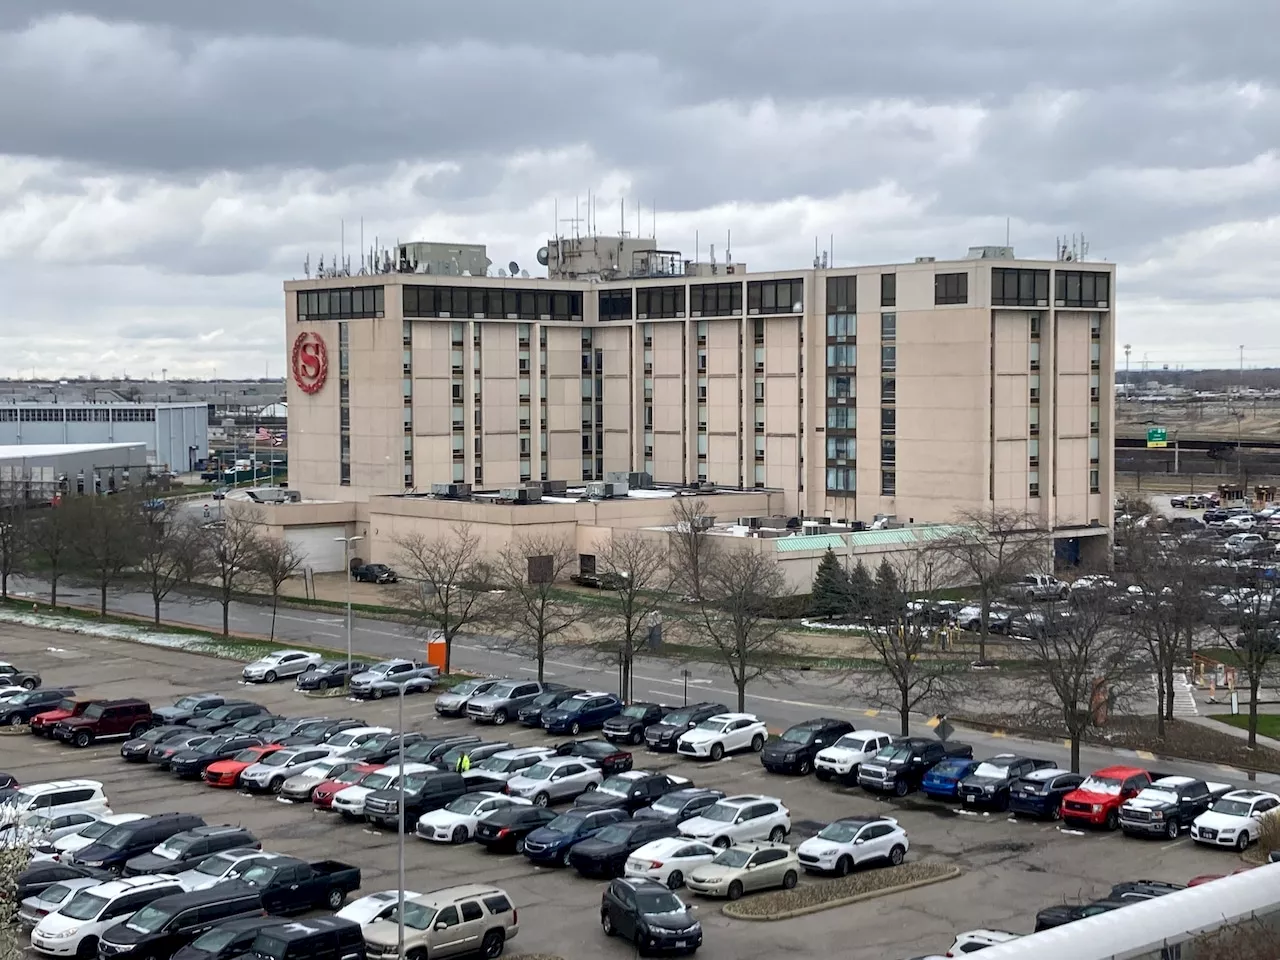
1147,427,1167,448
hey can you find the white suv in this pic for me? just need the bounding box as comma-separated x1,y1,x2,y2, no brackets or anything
676,713,768,761
814,730,895,782
797,816,908,875
1191,789,1280,850
30,875,184,957
948,930,1020,954
0,780,111,827
678,794,790,848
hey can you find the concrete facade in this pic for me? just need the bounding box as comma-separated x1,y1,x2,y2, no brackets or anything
284,248,1115,562
0,402,209,471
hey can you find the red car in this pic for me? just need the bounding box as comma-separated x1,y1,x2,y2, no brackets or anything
203,743,283,788
30,698,91,738
1062,766,1152,830
1189,865,1254,887
312,763,383,810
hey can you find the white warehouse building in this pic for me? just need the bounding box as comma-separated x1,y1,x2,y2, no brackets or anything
0,402,209,472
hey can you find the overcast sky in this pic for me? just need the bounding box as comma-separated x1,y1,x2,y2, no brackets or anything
1,1,1277,378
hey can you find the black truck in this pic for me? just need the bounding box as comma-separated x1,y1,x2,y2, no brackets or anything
956,755,1055,810
856,737,974,797
363,771,469,829
1118,776,1234,839
236,855,361,914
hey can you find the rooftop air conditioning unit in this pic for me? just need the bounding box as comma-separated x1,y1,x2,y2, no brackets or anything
915,256,936,263
523,482,543,501
586,481,610,499
542,479,568,496
605,471,631,484
628,471,652,490
759,516,788,530
431,482,471,499
499,487,530,503
692,515,715,531
737,516,762,529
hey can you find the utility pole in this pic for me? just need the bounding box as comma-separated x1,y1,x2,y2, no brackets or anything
1123,344,1132,398
333,535,364,685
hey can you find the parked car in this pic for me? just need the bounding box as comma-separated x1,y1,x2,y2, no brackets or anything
241,650,322,684
553,738,635,775
151,694,230,727
171,849,276,892
473,805,559,854
796,816,909,875
278,757,364,802
16,861,112,903
1034,898,1132,931
322,726,392,756
401,734,482,766
1,809,103,850
361,884,517,960
183,702,270,733
522,807,630,867
644,702,729,752
624,835,719,890
603,702,668,745
38,813,148,862
760,718,854,775
957,755,1054,810
202,744,283,789
171,916,285,960
466,679,553,724
70,813,206,873
434,677,507,717
517,687,586,728
169,735,267,780
1191,789,1280,850
0,661,43,689
574,771,690,814
335,888,423,927
30,875,185,958
506,756,603,807
813,729,896,784
222,714,284,738
348,660,437,699
571,819,681,879
542,692,625,735
29,696,90,736
857,738,974,797
123,825,260,876
948,930,1021,954
415,791,529,844
53,699,153,747
0,688,76,728
921,757,980,801
343,731,426,764
310,763,381,810
149,732,215,770
119,726,185,762
0,779,112,827
352,563,398,583
238,746,335,794
364,770,471,829
461,747,555,792
332,763,433,820
633,787,726,824
1118,776,1233,839
600,877,702,954
685,842,800,899
437,740,515,772
95,882,265,960
677,794,790,849
236,855,361,914
1008,768,1085,820
1061,766,1153,830
294,660,370,691
1007,573,1069,601
677,712,769,761
17,876,105,930
278,717,364,746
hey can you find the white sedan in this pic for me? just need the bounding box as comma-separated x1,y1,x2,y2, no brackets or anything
324,726,392,755
337,889,423,926
796,816,909,875
415,792,530,844
624,836,719,889
676,713,769,761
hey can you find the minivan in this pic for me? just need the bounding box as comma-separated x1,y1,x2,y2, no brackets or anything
71,813,206,872
243,915,365,960
96,882,264,959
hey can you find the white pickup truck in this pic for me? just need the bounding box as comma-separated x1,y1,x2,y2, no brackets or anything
1006,573,1068,602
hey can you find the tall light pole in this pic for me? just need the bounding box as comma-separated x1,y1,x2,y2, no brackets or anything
334,535,364,685
1123,344,1131,398
396,680,407,960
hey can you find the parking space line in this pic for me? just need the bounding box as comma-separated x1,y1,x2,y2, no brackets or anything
1135,750,1156,761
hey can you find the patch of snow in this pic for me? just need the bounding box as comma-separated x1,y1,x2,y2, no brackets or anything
0,608,224,657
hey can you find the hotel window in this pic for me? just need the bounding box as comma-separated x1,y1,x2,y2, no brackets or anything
826,314,855,338
826,436,856,460
598,289,633,322
1090,469,1101,493
826,406,856,430
301,285,384,321
881,377,896,404
1028,438,1040,468
826,375,855,399
826,467,855,492
826,276,855,313
635,286,685,319
689,282,742,318
1029,375,1040,403
753,318,764,344
1090,373,1100,400
881,439,896,466
1090,405,1100,433
1029,407,1040,436
881,471,896,496
934,272,968,305
1055,271,1110,308
991,268,1050,307
696,320,707,346
825,344,857,368
1030,313,1041,339
748,279,803,315
880,273,896,308
1090,312,1102,338
1089,436,1100,464
880,312,896,341
1090,342,1101,370
402,319,412,347
881,407,896,436
1029,471,1040,498
881,345,896,373
450,322,464,347
1029,343,1040,371
754,436,765,462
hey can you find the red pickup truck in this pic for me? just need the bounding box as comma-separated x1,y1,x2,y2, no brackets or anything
1061,765,1153,830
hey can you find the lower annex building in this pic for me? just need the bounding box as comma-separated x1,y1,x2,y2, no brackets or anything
275,237,1115,572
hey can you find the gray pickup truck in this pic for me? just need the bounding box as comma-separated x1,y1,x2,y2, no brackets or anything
348,660,439,700
465,680,555,725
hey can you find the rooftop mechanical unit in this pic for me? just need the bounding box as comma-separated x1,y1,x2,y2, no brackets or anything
431,482,472,499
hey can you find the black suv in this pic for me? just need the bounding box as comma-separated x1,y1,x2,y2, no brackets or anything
603,702,668,745
574,772,689,814
364,771,468,829
0,687,75,726
760,718,855,776
185,702,270,733
858,738,974,797
97,882,264,960
643,703,728,752
600,878,702,954
124,825,260,876
571,819,681,878
151,694,230,727
632,787,725,823
346,732,426,764
171,916,283,960
956,755,1053,810
403,735,482,765
518,687,586,727
168,735,266,779
278,718,363,746
71,813,207,872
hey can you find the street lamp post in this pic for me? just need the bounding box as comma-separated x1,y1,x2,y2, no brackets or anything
334,535,364,686
396,680,407,960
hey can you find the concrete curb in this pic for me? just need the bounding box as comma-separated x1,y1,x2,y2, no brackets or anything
721,864,962,922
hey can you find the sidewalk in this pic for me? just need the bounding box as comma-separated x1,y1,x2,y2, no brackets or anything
1179,713,1280,752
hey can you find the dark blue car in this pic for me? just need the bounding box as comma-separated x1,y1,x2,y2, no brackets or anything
921,757,980,800
541,693,624,735
1008,768,1084,820
521,807,629,867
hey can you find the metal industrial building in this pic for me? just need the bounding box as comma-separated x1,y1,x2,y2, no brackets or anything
0,442,150,503
0,402,208,472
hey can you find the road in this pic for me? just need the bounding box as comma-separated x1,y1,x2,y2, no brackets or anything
8,573,1276,791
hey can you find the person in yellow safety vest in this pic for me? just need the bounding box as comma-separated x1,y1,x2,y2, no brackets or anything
455,752,471,773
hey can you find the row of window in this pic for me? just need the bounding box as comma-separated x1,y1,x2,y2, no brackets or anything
598,290,632,323
405,286,584,322
825,274,897,311
636,286,685,319
297,286,385,321
747,279,804,315
690,282,743,317
935,272,968,305
992,268,1051,307
0,408,155,422
1056,271,1110,308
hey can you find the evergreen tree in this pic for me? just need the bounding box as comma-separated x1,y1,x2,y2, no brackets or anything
810,548,851,618
872,557,903,624
848,561,876,621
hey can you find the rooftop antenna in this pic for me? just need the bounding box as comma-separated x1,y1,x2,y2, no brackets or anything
652,202,656,240
340,219,345,273
813,237,820,269
695,230,699,265
830,233,834,268
726,229,731,265
303,254,310,278
359,218,364,274
621,197,626,238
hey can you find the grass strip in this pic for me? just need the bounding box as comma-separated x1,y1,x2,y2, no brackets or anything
721,862,960,921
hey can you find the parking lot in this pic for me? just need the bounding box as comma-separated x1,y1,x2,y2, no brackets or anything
0,623,1258,960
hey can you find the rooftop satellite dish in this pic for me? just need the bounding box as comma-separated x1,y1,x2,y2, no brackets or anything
520,270,530,278
537,246,550,266
509,261,519,276
498,268,507,277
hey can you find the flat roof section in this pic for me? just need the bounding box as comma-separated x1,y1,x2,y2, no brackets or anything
0,442,147,462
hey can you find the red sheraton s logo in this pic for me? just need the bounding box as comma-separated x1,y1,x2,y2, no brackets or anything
292,332,328,394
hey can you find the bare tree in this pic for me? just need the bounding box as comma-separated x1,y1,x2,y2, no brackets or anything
0,502,27,600
668,497,715,601
492,535,586,682
250,536,305,641
692,548,797,712
859,549,965,736
136,509,202,625
393,524,498,674
1022,595,1142,774
935,508,1048,662
1208,576,1280,749
67,494,143,615
28,503,77,607
589,532,673,701
1190,918,1280,960
200,509,264,636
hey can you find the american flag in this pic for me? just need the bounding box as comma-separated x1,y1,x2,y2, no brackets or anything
255,426,273,443
272,433,285,447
